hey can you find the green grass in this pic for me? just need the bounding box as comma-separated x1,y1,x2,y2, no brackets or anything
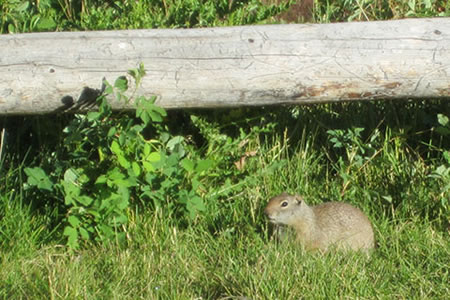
1,101,449,298
1,0,449,299
1,0,449,33
1,207,448,298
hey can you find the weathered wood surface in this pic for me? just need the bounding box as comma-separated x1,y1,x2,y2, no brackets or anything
1,18,449,115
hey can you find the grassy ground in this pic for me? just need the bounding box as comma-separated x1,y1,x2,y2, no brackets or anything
1,101,449,299
1,210,448,299
1,1,449,299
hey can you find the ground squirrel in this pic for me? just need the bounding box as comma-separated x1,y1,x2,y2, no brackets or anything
264,193,375,253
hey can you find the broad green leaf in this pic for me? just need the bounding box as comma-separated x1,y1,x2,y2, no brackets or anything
140,111,151,125
79,227,90,240
181,158,195,172
118,155,131,169
63,226,79,248
136,106,142,117
87,209,101,219
118,133,126,145
8,24,16,33
187,195,206,219
68,215,81,228
87,111,100,121
190,196,206,211
107,127,116,137
437,114,449,127
147,152,161,162
132,162,141,176
167,136,184,149
117,197,130,210
148,110,163,122
64,168,79,184
77,195,94,206
112,214,128,225
95,175,108,184
444,151,450,164
114,76,128,92
142,161,155,172
64,194,75,206
16,1,30,12
196,159,214,173
104,83,113,95
110,140,122,156
24,167,53,191
37,17,56,30
143,143,151,156
63,181,81,205
63,226,77,237
107,168,126,180
148,103,167,117
191,178,202,191
108,173,136,187
131,124,143,133
99,224,114,239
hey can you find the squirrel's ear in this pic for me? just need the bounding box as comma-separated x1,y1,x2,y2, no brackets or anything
294,195,303,205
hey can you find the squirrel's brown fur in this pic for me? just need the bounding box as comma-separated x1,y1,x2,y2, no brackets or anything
265,193,375,252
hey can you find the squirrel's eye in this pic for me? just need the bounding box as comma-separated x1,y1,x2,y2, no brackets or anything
281,201,288,207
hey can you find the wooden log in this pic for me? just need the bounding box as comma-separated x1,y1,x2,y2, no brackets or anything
1,18,449,115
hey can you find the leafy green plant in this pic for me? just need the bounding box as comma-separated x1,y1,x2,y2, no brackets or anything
0,0,58,33
314,0,449,22
427,113,450,221
389,0,449,18
23,63,213,249
1,0,292,33
326,127,380,193
188,112,278,196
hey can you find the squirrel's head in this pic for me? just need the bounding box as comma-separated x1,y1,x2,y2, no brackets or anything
264,192,308,226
